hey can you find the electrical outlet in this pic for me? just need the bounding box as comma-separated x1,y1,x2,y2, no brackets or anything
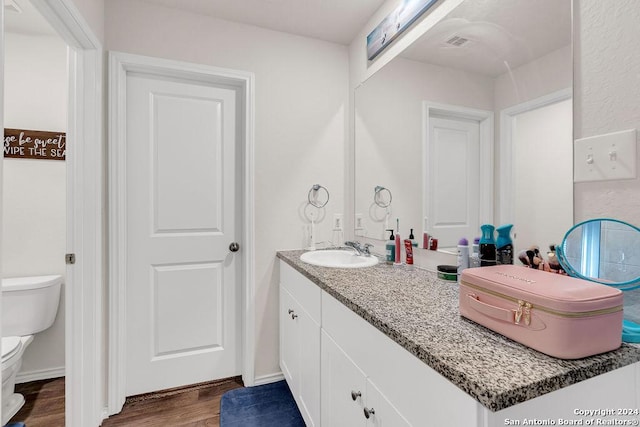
355,214,363,230
333,214,343,231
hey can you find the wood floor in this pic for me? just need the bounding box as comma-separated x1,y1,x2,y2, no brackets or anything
11,376,244,427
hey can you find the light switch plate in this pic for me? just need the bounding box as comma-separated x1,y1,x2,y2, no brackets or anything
354,213,363,230
574,129,637,182
333,214,343,231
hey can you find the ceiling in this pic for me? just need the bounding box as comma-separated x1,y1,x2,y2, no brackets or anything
4,0,572,75
138,0,387,45
401,0,572,77
4,0,58,36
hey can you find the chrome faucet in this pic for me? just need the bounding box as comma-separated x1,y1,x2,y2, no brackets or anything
344,241,373,256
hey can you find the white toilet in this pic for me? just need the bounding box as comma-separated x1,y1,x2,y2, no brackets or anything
1,275,62,426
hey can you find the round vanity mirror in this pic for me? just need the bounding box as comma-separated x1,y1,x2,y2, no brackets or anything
556,218,640,343
556,218,640,290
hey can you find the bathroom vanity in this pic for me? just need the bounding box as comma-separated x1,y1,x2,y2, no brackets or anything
277,250,640,427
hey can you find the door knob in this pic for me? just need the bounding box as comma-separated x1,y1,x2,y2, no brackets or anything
229,242,240,252
364,407,375,419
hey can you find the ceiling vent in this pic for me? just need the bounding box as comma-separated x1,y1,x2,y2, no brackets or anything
4,0,22,13
445,35,470,47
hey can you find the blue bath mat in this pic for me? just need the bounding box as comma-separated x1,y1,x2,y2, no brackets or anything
220,380,304,427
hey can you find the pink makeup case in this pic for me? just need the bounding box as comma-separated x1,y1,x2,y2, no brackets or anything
459,265,623,359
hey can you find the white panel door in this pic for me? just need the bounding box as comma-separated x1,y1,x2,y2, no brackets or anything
125,72,240,396
427,116,480,247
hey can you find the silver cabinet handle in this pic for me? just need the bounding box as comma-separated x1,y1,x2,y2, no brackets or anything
351,390,361,401
229,242,240,252
364,407,375,419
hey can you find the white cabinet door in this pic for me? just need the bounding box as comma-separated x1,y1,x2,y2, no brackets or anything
280,286,299,392
298,305,321,426
321,330,367,427
365,378,412,427
280,281,321,426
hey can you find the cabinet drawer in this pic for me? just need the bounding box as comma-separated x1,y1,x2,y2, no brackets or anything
280,261,321,324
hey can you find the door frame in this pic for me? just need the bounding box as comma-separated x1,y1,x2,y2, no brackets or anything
422,101,494,236
107,51,256,415
24,0,103,425
499,88,573,225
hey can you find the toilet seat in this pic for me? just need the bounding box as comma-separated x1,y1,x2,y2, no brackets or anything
1,336,22,363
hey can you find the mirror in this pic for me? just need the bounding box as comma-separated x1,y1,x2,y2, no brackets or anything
557,219,640,289
556,218,640,343
355,0,573,253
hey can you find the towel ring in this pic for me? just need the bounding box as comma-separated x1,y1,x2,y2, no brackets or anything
374,186,392,208
308,184,329,208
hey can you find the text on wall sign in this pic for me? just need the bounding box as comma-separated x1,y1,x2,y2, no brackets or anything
4,128,66,161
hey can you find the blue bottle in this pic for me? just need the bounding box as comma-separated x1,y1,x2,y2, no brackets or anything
479,224,496,267
496,224,514,265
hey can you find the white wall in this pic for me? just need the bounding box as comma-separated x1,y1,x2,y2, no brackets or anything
574,0,640,226
70,0,104,43
3,32,67,376
494,45,572,112
105,0,348,380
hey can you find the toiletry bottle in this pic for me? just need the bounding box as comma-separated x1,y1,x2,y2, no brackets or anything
385,229,395,264
404,239,414,265
479,224,497,267
496,224,514,265
457,238,469,282
394,219,402,265
423,232,430,249
470,237,481,268
409,228,418,247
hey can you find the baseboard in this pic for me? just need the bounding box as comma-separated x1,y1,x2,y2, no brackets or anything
16,366,65,384
253,372,285,386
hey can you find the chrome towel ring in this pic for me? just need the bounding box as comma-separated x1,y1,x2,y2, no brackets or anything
374,186,392,208
308,184,329,208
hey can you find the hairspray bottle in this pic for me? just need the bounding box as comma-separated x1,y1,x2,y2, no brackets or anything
479,224,497,267
496,224,514,265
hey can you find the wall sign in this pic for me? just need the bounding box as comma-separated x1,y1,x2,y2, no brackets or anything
3,128,66,160
367,0,439,60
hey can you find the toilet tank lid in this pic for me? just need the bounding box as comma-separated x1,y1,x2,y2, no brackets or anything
2,275,63,291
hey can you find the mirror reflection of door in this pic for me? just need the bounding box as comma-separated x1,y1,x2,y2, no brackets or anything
508,96,573,255
426,114,480,248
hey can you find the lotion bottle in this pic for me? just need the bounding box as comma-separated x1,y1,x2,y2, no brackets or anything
479,224,497,267
457,238,469,282
470,237,481,268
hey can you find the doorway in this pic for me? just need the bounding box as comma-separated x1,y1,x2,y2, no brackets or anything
499,89,573,255
108,52,256,415
1,0,104,425
423,102,494,249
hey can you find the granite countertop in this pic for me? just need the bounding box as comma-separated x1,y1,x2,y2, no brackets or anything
277,249,640,412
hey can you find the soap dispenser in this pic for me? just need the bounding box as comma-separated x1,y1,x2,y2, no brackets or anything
385,229,395,264
409,228,418,247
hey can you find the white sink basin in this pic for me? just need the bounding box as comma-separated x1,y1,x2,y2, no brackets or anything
300,250,379,268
